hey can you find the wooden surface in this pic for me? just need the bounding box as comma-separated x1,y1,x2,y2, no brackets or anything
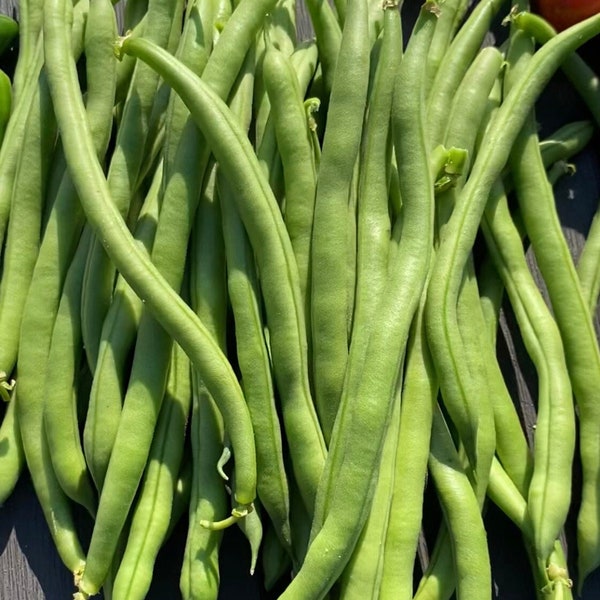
1,1,600,598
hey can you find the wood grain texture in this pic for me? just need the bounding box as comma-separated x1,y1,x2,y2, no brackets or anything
0,1,600,598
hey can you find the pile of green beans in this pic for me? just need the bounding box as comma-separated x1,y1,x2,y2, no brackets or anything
1,0,600,598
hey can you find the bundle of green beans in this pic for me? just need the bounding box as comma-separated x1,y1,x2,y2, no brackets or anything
1,0,600,598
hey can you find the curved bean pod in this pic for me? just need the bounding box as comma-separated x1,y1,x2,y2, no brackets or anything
44,2,257,595
117,30,326,515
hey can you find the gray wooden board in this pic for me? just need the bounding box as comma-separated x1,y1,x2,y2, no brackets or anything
1,1,600,598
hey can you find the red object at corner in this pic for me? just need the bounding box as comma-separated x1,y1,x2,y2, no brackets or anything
533,0,600,32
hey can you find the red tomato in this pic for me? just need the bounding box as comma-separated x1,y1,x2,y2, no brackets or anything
533,0,600,32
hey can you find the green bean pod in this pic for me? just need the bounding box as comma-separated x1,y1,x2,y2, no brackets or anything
112,342,192,600
0,390,24,506
252,0,297,149
310,0,370,441
11,0,43,105
44,3,258,595
514,11,600,128
428,405,492,598
0,69,56,377
424,0,470,99
279,7,436,598
219,173,292,553
503,19,598,574
0,15,18,57
310,0,401,532
256,39,319,206
262,38,318,336
481,175,574,563
578,206,600,313
118,31,326,516
336,380,402,599
44,227,96,516
11,10,92,581
181,164,229,600
303,0,342,97
83,166,163,493
0,69,11,146
379,294,436,599
424,8,600,486
81,0,183,372
426,0,507,149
